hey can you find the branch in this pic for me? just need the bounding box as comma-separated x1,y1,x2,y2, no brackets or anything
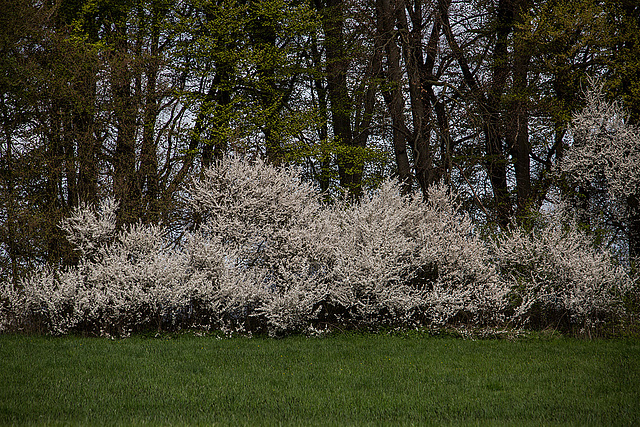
452,161,489,216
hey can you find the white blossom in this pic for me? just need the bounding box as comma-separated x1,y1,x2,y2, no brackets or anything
0,155,631,336
493,210,631,328
58,197,119,259
560,79,640,264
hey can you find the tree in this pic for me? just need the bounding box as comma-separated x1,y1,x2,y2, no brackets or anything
560,81,640,270
375,0,447,198
314,0,386,198
0,0,102,280
604,0,640,125
0,0,189,278
175,0,320,167
0,0,54,283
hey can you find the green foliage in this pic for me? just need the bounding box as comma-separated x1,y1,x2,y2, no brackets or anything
603,0,640,124
175,0,321,163
284,136,392,197
518,0,612,126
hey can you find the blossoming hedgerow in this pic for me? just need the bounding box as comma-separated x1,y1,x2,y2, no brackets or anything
0,154,632,335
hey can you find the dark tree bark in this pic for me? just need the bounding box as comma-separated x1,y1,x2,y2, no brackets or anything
111,18,138,227
320,0,359,197
310,35,332,193
0,94,18,285
137,1,164,223
376,0,412,194
76,95,99,206
396,0,440,198
439,0,514,227
507,0,533,223
248,0,284,165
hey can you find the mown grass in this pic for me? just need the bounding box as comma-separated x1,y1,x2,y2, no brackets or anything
0,332,638,426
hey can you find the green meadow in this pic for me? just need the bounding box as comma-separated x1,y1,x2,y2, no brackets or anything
1,332,638,426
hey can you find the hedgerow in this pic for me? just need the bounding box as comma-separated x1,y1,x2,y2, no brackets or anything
0,157,632,336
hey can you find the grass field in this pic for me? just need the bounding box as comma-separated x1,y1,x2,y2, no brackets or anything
0,332,638,426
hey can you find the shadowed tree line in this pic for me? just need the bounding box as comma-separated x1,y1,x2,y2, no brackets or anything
1,0,639,285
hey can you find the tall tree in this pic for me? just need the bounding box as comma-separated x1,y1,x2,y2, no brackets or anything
319,0,360,196
604,0,640,125
176,0,320,168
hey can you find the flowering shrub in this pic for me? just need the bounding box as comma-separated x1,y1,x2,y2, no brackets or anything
0,156,632,336
559,80,640,266
561,82,640,211
186,159,509,333
493,208,631,331
58,197,118,260
185,158,334,333
1,224,197,336
325,182,507,326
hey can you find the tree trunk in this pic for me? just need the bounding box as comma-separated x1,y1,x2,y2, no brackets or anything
439,0,513,227
249,0,283,165
111,20,138,226
75,65,99,206
321,0,359,197
376,0,412,193
509,0,532,224
0,95,18,286
311,35,331,193
434,99,453,185
396,0,438,198
138,2,164,222
45,100,68,263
